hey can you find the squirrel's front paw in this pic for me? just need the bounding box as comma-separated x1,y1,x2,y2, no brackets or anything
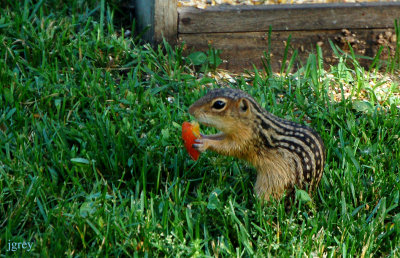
192,138,208,152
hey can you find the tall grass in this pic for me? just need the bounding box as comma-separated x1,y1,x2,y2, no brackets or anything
0,0,399,256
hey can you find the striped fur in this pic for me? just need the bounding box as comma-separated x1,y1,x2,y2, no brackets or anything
189,88,325,200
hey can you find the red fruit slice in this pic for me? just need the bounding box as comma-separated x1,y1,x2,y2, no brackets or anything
182,121,201,161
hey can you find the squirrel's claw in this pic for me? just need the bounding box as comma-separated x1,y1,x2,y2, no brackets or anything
192,138,207,152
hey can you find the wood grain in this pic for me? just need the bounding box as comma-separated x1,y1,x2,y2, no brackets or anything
134,0,177,44
154,0,178,43
178,3,400,33
179,28,397,72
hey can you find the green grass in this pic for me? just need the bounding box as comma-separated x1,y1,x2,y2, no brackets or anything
1,0,400,256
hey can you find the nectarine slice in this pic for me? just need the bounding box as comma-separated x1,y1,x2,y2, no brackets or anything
182,121,201,161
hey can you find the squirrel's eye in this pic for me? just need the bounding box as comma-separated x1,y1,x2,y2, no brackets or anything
212,100,226,110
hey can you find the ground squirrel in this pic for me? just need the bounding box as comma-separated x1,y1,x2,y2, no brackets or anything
189,88,325,201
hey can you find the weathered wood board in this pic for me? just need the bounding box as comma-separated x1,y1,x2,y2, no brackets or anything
134,0,177,44
179,3,400,33
132,1,400,72
154,0,178,43
178,3,400,72
179,28,398,71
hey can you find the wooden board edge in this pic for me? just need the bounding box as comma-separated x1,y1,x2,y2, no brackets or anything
179,28,398,72
179,2,400,33
154,0,178,44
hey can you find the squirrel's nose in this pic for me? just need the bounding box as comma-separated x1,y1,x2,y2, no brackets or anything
188,104,195,116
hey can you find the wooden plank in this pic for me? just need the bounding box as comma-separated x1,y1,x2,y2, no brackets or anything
178,3,400,34
179,28,397,72
154,0,178,43
133,0,177,44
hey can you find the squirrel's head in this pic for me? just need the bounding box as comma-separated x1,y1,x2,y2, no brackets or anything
188,88,259,136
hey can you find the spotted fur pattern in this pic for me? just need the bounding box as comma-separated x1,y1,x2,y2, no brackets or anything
189,88,325,200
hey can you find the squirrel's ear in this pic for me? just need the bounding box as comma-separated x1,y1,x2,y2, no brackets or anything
238,98,249,114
